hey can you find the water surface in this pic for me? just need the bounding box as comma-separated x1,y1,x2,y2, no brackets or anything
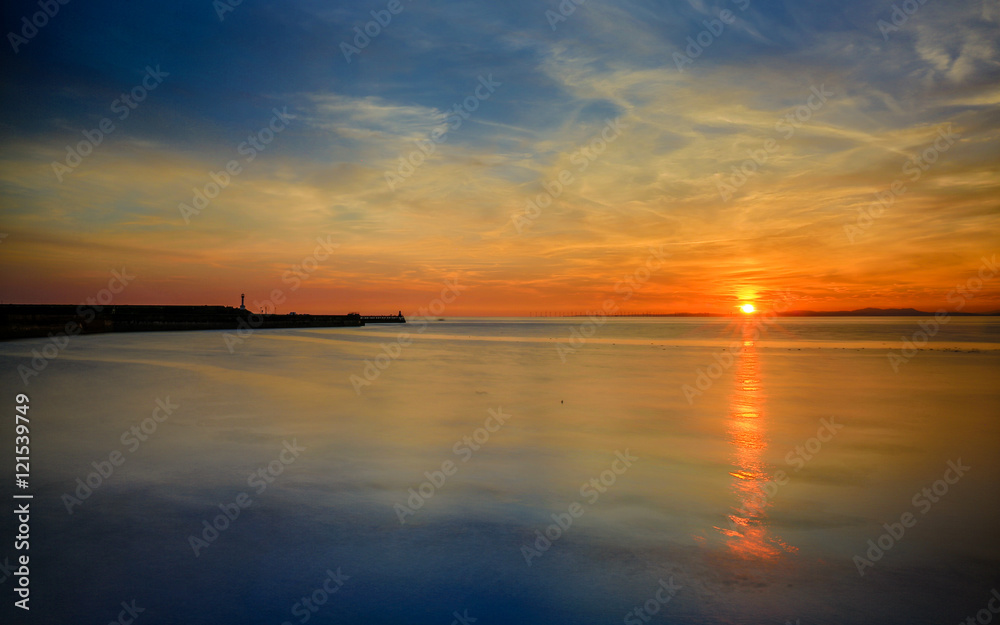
1,317,998,624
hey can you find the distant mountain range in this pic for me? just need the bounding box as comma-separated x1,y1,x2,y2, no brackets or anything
588,308,1000,317
778,307,999,317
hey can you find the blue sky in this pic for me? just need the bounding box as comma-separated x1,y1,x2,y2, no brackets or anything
1,0,998,313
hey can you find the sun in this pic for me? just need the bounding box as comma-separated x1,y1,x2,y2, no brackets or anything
740,304,756,314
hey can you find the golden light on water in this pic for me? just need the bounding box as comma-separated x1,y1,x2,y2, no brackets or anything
718,325,796,560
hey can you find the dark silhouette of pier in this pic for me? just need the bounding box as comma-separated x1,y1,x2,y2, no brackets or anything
0,304,405,341
360,312,406,323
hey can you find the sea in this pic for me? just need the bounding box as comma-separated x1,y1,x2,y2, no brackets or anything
1,316,998,624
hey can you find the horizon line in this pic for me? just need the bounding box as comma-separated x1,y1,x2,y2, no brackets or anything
2,303,999,317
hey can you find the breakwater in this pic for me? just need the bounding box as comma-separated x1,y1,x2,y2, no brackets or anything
0,305,403,341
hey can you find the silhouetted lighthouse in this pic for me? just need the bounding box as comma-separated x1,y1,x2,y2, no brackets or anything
240,293,246,310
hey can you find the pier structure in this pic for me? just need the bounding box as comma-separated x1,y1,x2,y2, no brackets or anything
0,297,405,341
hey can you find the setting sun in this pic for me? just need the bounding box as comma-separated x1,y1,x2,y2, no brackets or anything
2,1,999,622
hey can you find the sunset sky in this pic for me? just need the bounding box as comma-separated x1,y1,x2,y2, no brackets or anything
1,0,998,315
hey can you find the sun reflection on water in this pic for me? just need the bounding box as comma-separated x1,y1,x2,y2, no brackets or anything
716,326,796,559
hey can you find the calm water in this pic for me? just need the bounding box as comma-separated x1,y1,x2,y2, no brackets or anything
1,317,998,624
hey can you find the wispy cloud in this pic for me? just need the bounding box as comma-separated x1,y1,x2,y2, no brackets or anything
0,0,997,313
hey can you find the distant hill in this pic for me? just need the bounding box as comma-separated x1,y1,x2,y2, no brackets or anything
779,308,995,317
592,308,999,317
569,308,999,318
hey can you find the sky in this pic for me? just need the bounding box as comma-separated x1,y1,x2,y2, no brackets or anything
1,0,998,315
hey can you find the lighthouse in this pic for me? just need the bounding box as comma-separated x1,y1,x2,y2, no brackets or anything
240,293,246,310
